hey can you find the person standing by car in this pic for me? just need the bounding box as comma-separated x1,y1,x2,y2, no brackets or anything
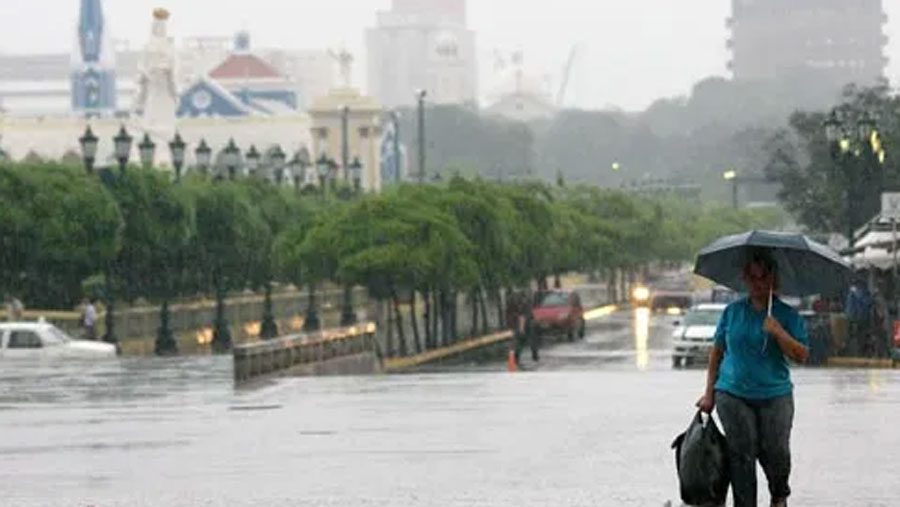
696,250,809,507
4,293,24,321
80,298,98,340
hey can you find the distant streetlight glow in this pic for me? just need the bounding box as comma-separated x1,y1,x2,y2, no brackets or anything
723,170,737,180
612,162,621,171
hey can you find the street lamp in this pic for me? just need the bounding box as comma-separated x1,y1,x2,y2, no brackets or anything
245,145,261,177
291,148,310,192
316,153,330,190
270,144,286,185
113,125,133,173
138,133,156,169
340,105,350,182
78,126,99,174
169,132,186,181
723,169,738,209
824,108,884,249
612,161,621,171
349,156,363,191
194,139,212,175
223,138,241,180
416,89,427,183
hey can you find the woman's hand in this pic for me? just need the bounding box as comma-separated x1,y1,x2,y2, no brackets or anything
696,392,715,413
763,316,786,338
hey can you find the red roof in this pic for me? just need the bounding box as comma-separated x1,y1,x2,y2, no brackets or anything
209,54,281,80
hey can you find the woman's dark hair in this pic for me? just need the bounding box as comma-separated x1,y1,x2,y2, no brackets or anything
743,248,777,277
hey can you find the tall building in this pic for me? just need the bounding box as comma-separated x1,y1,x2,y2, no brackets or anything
727,0,887,99
367,0,477,108
71,0,117,115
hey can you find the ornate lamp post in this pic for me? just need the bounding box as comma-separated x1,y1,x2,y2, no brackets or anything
138,133,156,169
723,169,738,209
113,125,133,173
222,138,241,180
270,144,287,185
316,153,330,191
349,156,363,191
194,139,212,175
290,149,310,193
824,109,885,249
245,145,261,177
78,126,99,174
169,132,186,181
415,89,427,183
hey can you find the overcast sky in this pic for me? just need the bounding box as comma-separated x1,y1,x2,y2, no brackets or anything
2,0,899,111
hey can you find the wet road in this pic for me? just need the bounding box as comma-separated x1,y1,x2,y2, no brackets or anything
1,309,898,506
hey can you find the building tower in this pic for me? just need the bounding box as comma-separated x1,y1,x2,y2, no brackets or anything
71,0,117,115
367,0,477,108
727,0,887,105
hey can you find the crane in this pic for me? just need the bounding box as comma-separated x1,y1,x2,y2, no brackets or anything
556,43,582,107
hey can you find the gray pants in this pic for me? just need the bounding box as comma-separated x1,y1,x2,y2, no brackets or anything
716,391,794,506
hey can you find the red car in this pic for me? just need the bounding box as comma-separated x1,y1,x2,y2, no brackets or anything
531,290,585,341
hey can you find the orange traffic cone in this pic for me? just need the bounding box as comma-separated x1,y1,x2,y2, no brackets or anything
507,349,518,372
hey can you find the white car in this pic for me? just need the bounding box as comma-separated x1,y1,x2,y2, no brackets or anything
0,321,117,359
671,303,726,368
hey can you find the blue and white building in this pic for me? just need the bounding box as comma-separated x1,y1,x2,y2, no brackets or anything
71,0,117,115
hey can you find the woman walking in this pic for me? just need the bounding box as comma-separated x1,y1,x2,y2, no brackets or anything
696,250,809,507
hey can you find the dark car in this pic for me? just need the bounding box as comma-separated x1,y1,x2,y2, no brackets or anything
651,290,693,314
531,290,585,341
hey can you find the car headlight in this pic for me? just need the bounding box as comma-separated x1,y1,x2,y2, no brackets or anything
632,286,650,302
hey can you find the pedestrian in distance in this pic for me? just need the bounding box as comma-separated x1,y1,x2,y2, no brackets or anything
3,293,24,321
696,250,809,507
81,297,98,340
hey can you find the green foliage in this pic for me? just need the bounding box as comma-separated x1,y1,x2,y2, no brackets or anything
0,161,785,311
765,85,897,234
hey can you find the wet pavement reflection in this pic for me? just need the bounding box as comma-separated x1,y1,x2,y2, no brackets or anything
0,311,897,506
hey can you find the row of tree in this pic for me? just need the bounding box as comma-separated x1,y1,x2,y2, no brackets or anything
0,161,782,355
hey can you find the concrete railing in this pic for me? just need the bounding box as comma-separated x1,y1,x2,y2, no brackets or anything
233,322,379,383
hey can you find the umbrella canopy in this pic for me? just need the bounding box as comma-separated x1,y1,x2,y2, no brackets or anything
693,230,852,297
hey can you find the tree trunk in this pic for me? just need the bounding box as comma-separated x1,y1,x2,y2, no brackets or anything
554,272,562,288
385,299,394,358
479,288,490,334
410,291,422,354
495,289,505,330
392,292,408,356
470,289,479,337
432,290,440,347
422,289,432,350
439,290,450,347
450,290,459,343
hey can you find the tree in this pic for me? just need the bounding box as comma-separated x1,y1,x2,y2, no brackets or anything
0,162,122,308
764,85,898,235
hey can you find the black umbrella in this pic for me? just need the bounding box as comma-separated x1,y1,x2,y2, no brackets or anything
693,230,852,298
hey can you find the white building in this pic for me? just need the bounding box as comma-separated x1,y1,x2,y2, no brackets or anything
366,0,477,108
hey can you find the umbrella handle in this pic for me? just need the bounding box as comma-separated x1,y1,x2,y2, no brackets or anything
767,286,773,317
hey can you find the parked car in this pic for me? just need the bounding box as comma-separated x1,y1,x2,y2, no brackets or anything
531,290,585,341
671,303,726,368
0,321,117,359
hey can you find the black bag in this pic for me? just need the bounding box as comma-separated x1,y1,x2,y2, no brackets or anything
671,411,730,506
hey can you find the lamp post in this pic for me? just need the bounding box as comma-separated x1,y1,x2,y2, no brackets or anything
291,148,310,193
223,138,241,180
245,145,261,177
195,139,212,175
824,109,884,250
316,153,330,192
723,169,738,209
113,125,133,173
78,126,99,174
270,144,286,185
341,105,350,182
416,89,427,183
138,133,156,169
169,132,186,181
349,156,363,191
